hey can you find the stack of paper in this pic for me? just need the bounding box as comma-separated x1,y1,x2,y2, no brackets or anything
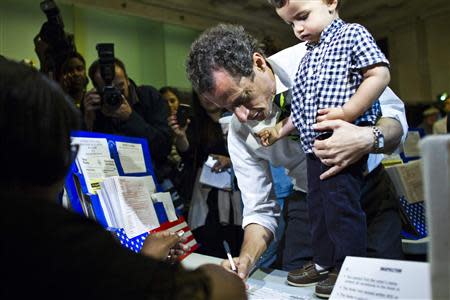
97,176,160,238
385,160,424,203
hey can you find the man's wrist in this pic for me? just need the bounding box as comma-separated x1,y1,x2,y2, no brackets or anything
357,125,375,154
372,126,385,153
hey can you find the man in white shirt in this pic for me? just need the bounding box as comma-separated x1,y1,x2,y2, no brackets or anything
186,24,407,279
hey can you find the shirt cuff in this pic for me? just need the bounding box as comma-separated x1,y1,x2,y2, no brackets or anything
242,214,278,241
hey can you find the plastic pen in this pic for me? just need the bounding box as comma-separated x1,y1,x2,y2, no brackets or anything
223,240,237,273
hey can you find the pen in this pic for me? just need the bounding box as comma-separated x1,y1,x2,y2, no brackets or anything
223,240,237,273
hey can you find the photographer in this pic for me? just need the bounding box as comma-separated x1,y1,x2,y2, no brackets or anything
34,0,76,80
83,58,172,180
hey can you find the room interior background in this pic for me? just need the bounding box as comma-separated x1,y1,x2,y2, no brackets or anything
0,0,449,105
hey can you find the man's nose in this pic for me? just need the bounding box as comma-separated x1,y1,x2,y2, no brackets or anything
234,105,249,122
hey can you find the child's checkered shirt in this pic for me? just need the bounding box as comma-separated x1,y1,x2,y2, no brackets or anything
291,18,389,153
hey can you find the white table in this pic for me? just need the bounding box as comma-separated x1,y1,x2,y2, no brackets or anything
182,253,319,299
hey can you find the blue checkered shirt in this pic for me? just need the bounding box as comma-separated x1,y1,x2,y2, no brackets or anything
291,18,389,153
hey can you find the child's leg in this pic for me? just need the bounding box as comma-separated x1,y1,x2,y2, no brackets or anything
305,154,335,268
319,155,368,269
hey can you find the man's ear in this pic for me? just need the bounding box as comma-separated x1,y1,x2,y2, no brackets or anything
253,52,268,71
327,0,338,12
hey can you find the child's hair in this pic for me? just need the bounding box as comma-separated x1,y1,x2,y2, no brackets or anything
267,0,342,10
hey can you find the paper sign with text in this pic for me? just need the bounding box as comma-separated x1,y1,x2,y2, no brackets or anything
331,257,430,300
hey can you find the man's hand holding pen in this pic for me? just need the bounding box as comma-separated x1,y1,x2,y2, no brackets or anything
222,241,254,281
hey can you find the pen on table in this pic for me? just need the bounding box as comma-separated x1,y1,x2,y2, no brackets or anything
223,240,237,273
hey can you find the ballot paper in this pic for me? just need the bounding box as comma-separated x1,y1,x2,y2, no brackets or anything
247,284,312,300
330,256,430,299
97,175,159,238
116,141,147,174
199,156,232,190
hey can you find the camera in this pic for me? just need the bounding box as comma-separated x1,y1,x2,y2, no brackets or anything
39,0,76,74
96,43,123,110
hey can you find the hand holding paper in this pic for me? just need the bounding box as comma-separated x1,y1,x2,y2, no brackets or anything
209,154,232,173
200,156,232,190
141,230,183,261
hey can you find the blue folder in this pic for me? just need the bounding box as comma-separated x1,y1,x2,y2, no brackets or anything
64,131,166,227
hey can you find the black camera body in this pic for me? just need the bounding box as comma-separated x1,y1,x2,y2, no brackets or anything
96,43,123,110
39,0,76,74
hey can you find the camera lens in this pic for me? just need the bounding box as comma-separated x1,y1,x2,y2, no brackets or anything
103,86,122,109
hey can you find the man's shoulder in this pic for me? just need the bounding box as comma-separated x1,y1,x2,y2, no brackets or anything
268,43,307,86
137,84,160,96
135,84,165,105
268,43,307,67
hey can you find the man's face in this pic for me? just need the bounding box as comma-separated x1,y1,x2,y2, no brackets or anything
94,65,130,100
202,53,276,123
276,0,337,43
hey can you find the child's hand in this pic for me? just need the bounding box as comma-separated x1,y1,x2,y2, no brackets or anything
316,107,348,122
256,127,280,147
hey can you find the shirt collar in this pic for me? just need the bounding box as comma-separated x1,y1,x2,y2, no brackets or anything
306,18,345,50
265,60,291,94
274,72,289,95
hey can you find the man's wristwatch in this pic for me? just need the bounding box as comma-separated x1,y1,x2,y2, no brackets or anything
372,126,385,153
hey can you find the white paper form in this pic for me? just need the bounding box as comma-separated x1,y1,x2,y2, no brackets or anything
115,176,159,238
331,256,430,300
72,137,119,194
151,192,178,222
248,284,312,300
247,269,315,300
116,142,146,174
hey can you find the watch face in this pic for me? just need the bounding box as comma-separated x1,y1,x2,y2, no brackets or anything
379,137,384,148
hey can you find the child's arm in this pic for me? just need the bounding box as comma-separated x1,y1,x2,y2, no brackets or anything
257,115,296,146
317,64,390,123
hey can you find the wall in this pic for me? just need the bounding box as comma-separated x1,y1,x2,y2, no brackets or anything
2,0,449,103
371,10,450,105
0,0,200,89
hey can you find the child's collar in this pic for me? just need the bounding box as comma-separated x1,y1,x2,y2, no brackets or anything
306,18,345,49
